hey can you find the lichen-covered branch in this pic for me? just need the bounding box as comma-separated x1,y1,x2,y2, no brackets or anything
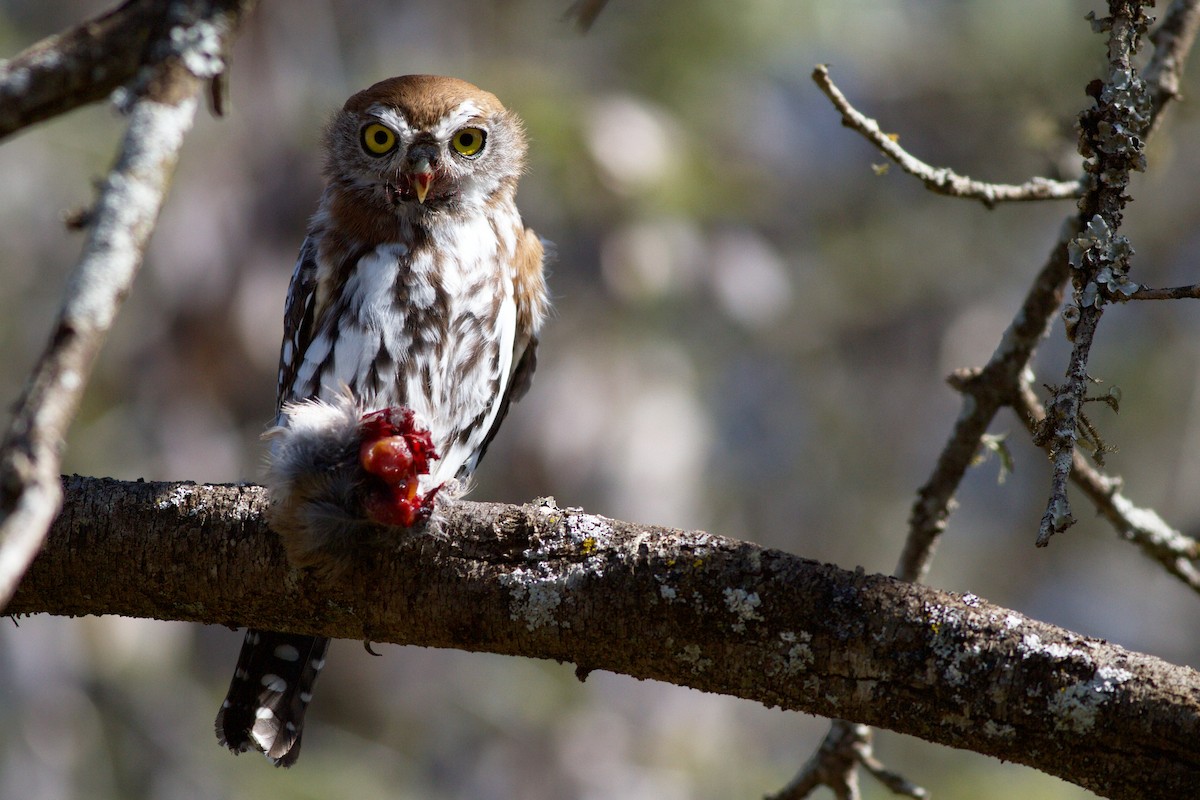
810,65,1082,208
1015,378,1200,593
0,0,177,142
8,476,1200,800
0,0,254,611
900,0,1199,582
1037,1,1154,546
0,0,149,141
799,5,1200,796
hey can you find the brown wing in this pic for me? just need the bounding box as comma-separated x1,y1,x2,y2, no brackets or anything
276,237,320,413
467,226,548,472
469,334,538,471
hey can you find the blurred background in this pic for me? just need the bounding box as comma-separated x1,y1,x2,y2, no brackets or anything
1,1,1198,798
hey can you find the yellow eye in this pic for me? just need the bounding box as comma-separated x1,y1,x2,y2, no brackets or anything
451,127,486,158
361,123,397,155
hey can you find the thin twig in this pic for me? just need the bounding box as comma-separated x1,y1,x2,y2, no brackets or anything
1036,313,1097,544
1016,379,1200,592
811,64,1083,208
1128,283,1200,299
0,101,198,608
768,721,863,800
0,1,253,611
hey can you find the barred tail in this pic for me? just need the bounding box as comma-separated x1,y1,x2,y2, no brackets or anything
215,630,330,767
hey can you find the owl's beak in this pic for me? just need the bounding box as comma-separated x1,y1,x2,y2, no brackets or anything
409,158,434,204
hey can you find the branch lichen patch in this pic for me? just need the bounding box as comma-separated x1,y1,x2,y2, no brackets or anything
724,587,763,633
677,643,712,673
1050,665,1133,732
778,630,813,675
498,564,582,631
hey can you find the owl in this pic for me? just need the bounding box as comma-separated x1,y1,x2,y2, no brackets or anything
214,75,548,767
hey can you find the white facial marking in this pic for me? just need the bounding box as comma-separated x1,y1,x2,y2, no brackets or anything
366,105,412,139
431,100,484,141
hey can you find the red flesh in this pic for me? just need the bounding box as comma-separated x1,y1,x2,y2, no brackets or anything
358,407,441,527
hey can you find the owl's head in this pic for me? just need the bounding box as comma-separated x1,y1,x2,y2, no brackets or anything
323,75,527,216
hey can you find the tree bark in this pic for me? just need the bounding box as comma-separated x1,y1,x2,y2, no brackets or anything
9,475,1199,799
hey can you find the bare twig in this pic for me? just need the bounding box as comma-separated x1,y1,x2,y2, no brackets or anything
0,1,253,611
1128,283,1200,299
1016,379,1200,592
0,99,199,607
9,476,1200,800
817,236,1075,800
811,64,1083,208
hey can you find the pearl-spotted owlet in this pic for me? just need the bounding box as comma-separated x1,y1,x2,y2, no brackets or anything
215,75,548,766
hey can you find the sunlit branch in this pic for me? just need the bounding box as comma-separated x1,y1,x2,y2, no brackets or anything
811,64,1083,209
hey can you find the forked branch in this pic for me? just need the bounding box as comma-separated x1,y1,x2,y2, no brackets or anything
0,0,254,611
